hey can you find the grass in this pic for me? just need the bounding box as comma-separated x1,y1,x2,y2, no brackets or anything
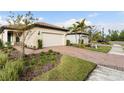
85,46,112,53
33,55,96,81
70,43,112,53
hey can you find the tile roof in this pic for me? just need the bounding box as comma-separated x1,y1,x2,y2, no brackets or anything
0,22,69,32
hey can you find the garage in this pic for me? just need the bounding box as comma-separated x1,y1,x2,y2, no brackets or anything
42,33,65,47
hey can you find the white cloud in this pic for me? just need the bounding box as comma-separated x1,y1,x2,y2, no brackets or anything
55,19,78,27
88,13,99,18
0,16,8,25
55,18,92,28
38,17,44,21
85,20,92,25
95,23,124,34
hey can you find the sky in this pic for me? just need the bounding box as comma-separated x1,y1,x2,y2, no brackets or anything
0,11,124,34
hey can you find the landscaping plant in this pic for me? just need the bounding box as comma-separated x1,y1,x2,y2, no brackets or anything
66,40,71,46
0,39,4,48
0,52,7,67
38,39,43,49
0,60,24,81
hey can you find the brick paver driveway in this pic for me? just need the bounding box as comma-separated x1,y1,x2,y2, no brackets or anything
14,46,124,70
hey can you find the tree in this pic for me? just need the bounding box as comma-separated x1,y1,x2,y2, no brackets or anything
105,35,111,41
7,11,38,59
76,19,90,44
110,30,119,41
88,26,101,44
119,30,124,41
101,28,105,40
68,24,79,43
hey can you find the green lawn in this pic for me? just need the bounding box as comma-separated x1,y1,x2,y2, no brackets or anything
85,46,112,53
33,55,96,81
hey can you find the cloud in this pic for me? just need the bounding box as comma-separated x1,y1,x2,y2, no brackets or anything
95,23,124,34
88,13,99,18
0,16,8,25
55,19,78,27
55,18,92,28
38,17,44,21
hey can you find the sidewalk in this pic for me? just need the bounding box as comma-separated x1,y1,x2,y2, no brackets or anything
108,44,124,56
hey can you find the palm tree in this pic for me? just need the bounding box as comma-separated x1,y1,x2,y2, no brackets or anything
68,24,79,43
88,26,101,48
76,19,90,44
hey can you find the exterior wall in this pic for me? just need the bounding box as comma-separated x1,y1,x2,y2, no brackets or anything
1,27,67,48
0,29,8,45
0,29,17,45
20,27,67,48
66,34,89,44
66,34,79,44
81,35,89,44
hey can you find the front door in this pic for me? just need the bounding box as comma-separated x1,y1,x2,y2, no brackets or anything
7,31,13,43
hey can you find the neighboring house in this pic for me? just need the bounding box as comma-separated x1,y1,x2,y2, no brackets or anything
0,22,68,48
66,32,89,44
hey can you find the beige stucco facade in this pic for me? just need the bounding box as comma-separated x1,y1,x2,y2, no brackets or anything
0,27,67,48
66,34,89,44
0,29,17,45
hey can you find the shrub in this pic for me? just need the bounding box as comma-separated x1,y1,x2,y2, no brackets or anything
39,50,60,65
38,39,42,49
5,42,12,49
31,57,36,65
48,49,53,53
79,39,84,44
33,46,37,49
51,61,56,66
0,39,4,48
85,44,91,47
79,44,85,48
77,39,85,48
66,40,71,46
0,60,24,81
0,53,7,66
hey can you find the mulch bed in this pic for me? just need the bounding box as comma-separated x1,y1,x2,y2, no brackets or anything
1,48,62,81
19,52,62,81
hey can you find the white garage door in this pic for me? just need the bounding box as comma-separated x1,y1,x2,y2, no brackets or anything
42,33,65,47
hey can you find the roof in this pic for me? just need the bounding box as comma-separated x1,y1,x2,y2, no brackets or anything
34,22,68,31
66,32,89,35
0,22,69,32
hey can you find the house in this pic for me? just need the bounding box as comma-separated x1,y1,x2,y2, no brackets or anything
0,22,89,49
66,32,89,44
0,22,68,48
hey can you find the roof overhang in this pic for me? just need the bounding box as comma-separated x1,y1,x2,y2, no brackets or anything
0,22,69,32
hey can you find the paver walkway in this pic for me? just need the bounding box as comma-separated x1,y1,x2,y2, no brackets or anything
14,45,124,70
87,65,124,81
108,44,124,56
